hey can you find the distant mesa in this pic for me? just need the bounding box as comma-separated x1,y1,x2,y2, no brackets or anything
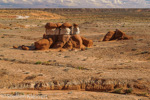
0,10,65,19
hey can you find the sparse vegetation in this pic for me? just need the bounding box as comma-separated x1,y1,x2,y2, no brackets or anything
76,66,87,70
147,57,150,60
0,9,150,99
141,51,149,54
113,88,123,94
42,61,51,65
124,88,133,94
38,73,43,76
35,61,42,65
24,75,37,80
11,92,24,96
137,92,149,97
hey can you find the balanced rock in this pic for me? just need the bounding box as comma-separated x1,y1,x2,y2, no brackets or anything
56,23,62,28
61,22,72,28
45,22,57,29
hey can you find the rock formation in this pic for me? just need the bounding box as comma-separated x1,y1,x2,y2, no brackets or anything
34,39,51,50
103,29,133,41
14,22,93,51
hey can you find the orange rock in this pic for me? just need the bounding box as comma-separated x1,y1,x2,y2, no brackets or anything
56,23,62,28
63,39,73,50
13,45,18,49
63,35,86,50
34,39,50,50
45,22,57,29
114,29,133,40
61,22,72,28
53,35,71,49
71,35,85,49
81,36,93,47
21,45,29,50
73,23,78,28
103,31,115,41
43,35,58,48
103,29,133,41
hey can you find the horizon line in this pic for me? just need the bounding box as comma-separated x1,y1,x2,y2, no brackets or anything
0,7,150,9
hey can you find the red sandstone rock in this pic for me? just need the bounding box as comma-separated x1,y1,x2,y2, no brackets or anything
81,36,93,47
21,45,29,50
56,23,62,28
114,29,133,40
103,31,115,41
45,22,57,29
62,22,72,28
103,29,133,41
53,35,71,49
13,45,18,49
34,39,50,50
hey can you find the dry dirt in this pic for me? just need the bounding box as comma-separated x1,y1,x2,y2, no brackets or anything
0,9,150,100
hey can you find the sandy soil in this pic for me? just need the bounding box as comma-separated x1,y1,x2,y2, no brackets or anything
0,9,150,99
0,90,149,100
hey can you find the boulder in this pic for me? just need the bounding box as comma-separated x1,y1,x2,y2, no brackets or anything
103,31,115,41
43,35,58,48
13,45,18,49
103,29,133,41
34,39,51,50
56,23,62,28
53,35,71,49
81,37,93,47
21,45,29,50
73,23,78,27
62,22,72,28
114,29,133,40
64,35,92,50
45,22,57,29
63,39,73,50
71,35,85,49
64,35,90,50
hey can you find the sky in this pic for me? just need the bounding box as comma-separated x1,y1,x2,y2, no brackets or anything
0,0,150,8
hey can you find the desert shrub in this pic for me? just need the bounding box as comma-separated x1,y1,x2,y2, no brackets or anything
11,92,24,96
147,58,150,60
137,92,149,97
35,61,42,65
141,51,149,54
113,88,123,94
24,75,36,80
125,88,133,94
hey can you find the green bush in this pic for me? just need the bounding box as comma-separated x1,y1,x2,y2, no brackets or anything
113,88,123,94
35,61,42,64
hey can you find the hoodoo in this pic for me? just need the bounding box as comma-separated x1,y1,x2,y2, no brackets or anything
14,22,93,51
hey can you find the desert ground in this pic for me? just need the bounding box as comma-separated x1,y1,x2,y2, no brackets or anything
0,8,150,100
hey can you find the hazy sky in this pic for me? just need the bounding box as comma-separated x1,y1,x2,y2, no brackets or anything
0,0,150,8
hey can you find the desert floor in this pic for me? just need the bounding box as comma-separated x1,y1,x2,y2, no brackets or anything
0,9,150,100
